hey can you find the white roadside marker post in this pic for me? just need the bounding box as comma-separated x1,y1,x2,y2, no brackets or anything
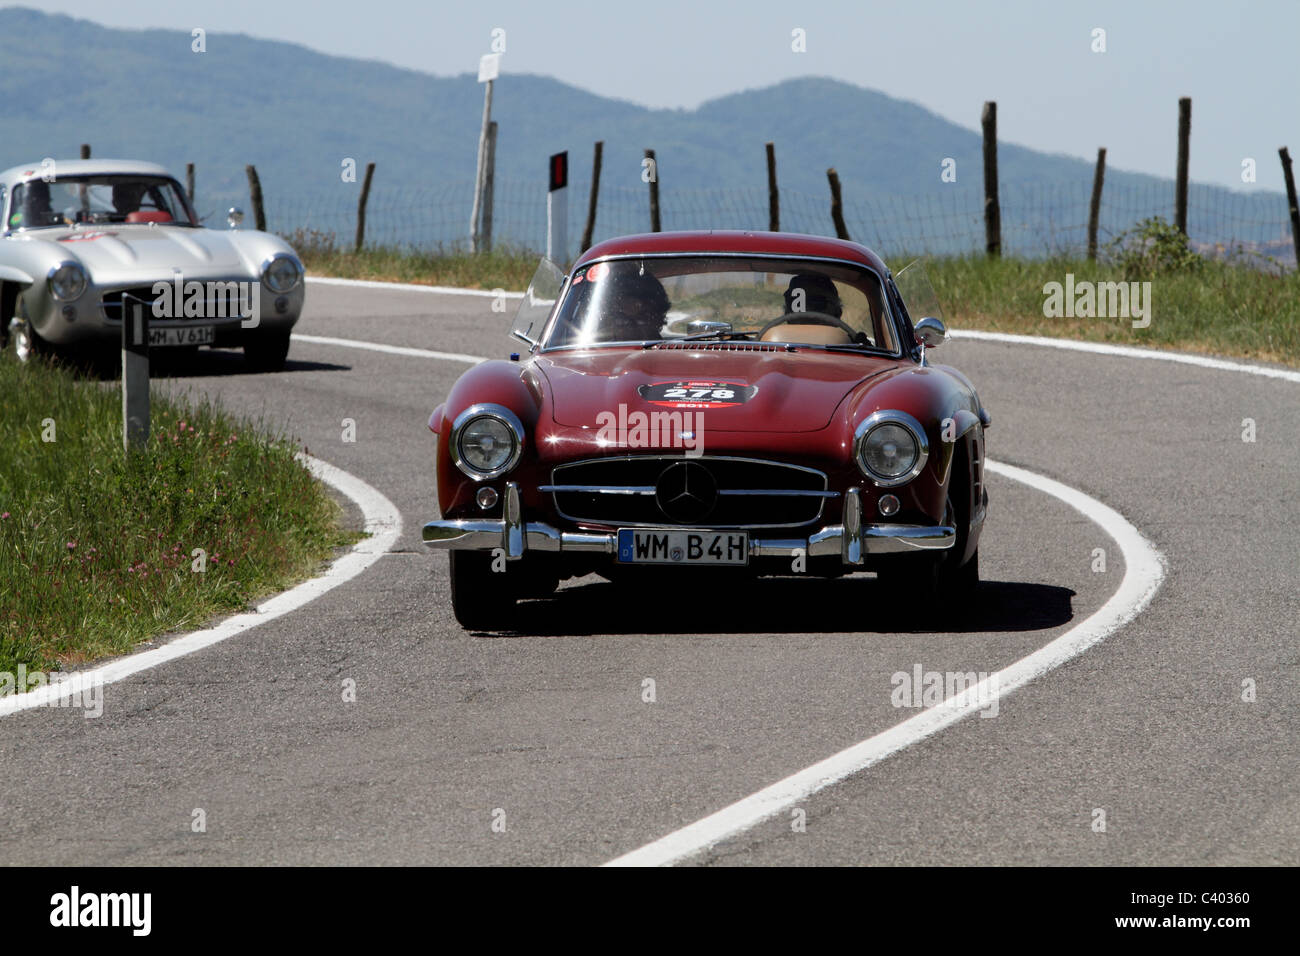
469,52,500,253
547,151,569,265
122,296,150,451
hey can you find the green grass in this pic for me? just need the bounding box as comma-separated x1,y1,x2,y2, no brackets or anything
288,229,538,292
0,355,357,678
906,253,1300,367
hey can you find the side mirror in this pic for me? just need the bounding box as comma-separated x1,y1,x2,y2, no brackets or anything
914,316,947,348
226,207,244,229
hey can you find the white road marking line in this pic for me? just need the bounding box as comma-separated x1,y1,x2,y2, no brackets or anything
603,459,1166,865
950,329,1300,384
293,333,486,365
0,455,401,719
307,276,524,299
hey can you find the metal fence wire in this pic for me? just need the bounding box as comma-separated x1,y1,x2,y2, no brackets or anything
245,177,1296,266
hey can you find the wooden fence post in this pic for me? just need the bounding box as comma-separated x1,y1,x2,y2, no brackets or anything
645,149,661,232
354,161,376,253
1175,97,1191,235
826,168,850,240
1281,147,1300,272
766,142,779,231
1087,147,1107,261
982,101,1001,257
580,140,603,252
481,124,497,252
245,165,266,232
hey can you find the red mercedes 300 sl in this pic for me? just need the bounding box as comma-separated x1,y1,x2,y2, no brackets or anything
424,231,990,629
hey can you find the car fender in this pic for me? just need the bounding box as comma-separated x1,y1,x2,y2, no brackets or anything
434,360,547,515
841,364,982,520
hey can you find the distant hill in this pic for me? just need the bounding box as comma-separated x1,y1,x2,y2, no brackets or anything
0,7,1293,258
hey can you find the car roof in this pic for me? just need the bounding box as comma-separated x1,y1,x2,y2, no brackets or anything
574,230,891,275
0,159,176,186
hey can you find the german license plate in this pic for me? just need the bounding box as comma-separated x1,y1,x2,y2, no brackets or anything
617,529,748,565
148,326,213,347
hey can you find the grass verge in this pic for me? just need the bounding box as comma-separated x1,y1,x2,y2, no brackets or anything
909,254,1300,368
289,230,537,291
0,354,358,678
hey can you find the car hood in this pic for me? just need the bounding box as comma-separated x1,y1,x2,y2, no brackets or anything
536,346,898,432
34,225,250,277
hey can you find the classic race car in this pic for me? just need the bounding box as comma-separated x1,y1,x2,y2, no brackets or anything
0,159,304,371
424,231,990,629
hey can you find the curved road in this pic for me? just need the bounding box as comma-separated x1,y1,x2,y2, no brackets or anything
1,280,1296,865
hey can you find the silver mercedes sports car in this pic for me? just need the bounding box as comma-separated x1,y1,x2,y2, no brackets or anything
0,159,304,371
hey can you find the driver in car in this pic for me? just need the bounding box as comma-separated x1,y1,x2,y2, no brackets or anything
596,269,671,342
111,182,147,218
783,273,843,318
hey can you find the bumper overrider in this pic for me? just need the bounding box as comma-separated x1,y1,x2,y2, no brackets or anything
422,483,954,564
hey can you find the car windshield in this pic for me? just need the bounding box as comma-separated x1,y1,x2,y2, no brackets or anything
542,256,898,353
7,175,195,230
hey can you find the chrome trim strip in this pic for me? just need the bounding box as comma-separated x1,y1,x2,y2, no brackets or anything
422,518,956,557
538,484,658,495
716,489,839,498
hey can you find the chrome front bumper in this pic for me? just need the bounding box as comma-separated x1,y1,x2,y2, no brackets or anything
422,484,954,565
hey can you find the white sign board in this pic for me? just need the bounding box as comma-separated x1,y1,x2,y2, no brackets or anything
478,53,501,83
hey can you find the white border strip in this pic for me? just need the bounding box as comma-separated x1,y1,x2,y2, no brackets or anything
603,459,1166,866
307,276,523,299
293,333,485,365
950,329,1300,384
0,454,401,718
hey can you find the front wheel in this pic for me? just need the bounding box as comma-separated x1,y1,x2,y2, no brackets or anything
243,331,291,372
9,306,54,365
449,551,519,630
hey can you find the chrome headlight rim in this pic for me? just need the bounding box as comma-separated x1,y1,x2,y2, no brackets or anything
261,253,303,294
854,409,929,488
450,403,525,480
47,261,88,302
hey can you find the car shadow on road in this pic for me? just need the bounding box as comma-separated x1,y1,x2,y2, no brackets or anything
480,577,1076,637
149,348,350,378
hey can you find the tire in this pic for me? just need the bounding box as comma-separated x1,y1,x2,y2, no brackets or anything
243,331,291,372
876,444,979,598
449,551,519,630
10,302,54,365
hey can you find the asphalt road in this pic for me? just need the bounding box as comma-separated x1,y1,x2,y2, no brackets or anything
2,281,1297,865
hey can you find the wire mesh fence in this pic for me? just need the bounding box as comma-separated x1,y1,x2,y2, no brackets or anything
234,175,1296,266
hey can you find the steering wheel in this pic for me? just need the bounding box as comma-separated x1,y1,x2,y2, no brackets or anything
757,310,860,340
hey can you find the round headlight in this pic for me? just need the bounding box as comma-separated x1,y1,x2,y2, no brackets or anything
48,262,87,301
452,405,524,479
855,412,928,486
262,255,302,294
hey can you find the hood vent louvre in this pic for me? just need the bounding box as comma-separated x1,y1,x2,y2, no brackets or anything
653,341,781,352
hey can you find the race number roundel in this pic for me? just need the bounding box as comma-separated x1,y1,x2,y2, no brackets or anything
638,380,757,409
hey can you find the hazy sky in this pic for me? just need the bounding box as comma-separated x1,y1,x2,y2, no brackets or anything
26,0,1300,192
